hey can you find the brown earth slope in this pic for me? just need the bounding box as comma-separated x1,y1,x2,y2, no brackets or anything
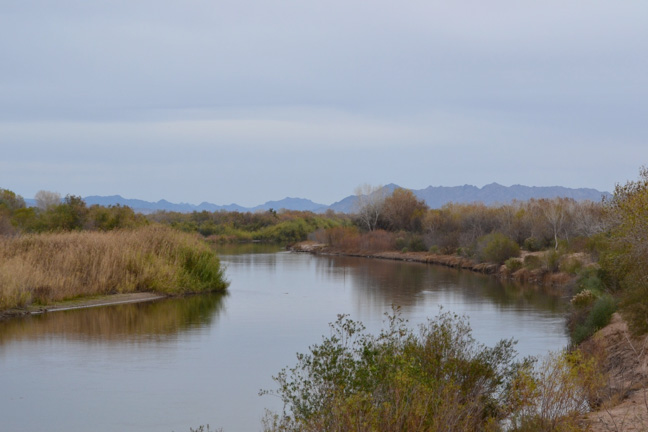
584,313,648,431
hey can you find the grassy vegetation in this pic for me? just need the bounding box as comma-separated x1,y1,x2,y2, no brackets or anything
262,309,605,432
148,209,351,244
0,225,228,310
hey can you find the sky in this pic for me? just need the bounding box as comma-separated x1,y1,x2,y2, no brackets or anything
1,1,646,207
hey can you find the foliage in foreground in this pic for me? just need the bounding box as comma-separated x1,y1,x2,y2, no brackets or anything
262,310,603,431
0,225,228,310
601,166,648,335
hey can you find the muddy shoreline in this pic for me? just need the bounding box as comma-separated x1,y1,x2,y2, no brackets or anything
291,241,575,288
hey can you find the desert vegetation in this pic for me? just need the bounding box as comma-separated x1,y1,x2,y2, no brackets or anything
262,309,605,431
0,225,228,311
305,184,627,346
148,208,350,244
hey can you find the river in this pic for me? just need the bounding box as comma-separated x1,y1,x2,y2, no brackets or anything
0,245,568,431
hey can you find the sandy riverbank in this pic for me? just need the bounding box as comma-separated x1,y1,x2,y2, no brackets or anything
583,313,648,431
0,292,166,320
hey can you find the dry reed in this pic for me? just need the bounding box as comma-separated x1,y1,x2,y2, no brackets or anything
0,225,228,310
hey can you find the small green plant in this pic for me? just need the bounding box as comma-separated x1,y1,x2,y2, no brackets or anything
523,236,543,252
505,258,523,273
571,295,616,345
570,290,596,308
476,232,520,264
559,256,584,275
544,249,562,272
523,254,543,270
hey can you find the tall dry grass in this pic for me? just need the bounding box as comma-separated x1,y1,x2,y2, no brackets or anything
0,225,228,310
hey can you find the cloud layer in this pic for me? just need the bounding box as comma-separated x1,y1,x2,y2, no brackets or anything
1,1,646,204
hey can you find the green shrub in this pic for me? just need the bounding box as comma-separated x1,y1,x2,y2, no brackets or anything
505,258,523,273
571,295,616,345
559,256,583,275
476,232,520,264
577,268,606,296
523,237,543,252
570,290,596,308
408,235,427,252
262,310,521,432
544,250,562,272
523,254,543,270
263,310,602,432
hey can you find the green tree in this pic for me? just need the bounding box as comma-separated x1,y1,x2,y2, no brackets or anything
603,166,648,335
0,188,26,212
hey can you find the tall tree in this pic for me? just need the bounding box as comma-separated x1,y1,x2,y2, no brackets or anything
353,184,387,231
34,190,62,210
382,188,428,232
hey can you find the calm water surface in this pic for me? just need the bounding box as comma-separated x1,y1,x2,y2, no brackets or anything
0,245,569,431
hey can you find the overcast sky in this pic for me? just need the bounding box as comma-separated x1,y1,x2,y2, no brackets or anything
1,1,646,206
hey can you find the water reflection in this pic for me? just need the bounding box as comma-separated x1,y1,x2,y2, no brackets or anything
0,246,568,431
312,254,566,314
212,243,284,256
0,293,226,346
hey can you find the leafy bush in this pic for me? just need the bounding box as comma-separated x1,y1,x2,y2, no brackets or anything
523,254,543,270
262,310,603,432
262,309,521,432
505,258,523,273
559,256,584,275
544,250,562,272
570,295,616,345
571,290,596,308
476,232,520,264
396,233,427,252
577,267,606,296
523,236,543,252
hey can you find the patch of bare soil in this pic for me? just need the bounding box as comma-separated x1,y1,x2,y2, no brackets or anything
0,292,166,320
584,313,648,431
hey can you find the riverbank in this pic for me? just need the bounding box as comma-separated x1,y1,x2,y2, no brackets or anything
0,292,167,320
293,241,648,430
291,241,575,288
583,313,648,431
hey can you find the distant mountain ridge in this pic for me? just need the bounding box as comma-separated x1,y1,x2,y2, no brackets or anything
75,183,609,214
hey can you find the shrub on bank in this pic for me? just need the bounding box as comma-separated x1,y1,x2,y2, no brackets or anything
0,225,228,310
476,232,520,264
262,310,604,432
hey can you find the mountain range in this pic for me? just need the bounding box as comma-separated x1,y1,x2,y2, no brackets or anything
69,183,610,214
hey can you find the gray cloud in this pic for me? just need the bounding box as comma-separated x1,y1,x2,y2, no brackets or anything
1,1,646,204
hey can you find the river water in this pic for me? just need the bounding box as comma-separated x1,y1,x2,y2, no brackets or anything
0,245,569,431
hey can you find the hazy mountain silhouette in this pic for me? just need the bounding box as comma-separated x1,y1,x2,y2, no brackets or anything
78,183,609,214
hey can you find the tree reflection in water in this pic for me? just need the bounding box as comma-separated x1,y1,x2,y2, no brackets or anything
0,293,226,346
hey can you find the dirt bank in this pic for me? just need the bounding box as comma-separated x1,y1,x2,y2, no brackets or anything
583,313,648,431
291,241,574,287
0,292,166,320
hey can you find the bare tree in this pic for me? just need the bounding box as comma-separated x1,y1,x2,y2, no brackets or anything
537,198,575,250
35,190,61,210
353,184,387,231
